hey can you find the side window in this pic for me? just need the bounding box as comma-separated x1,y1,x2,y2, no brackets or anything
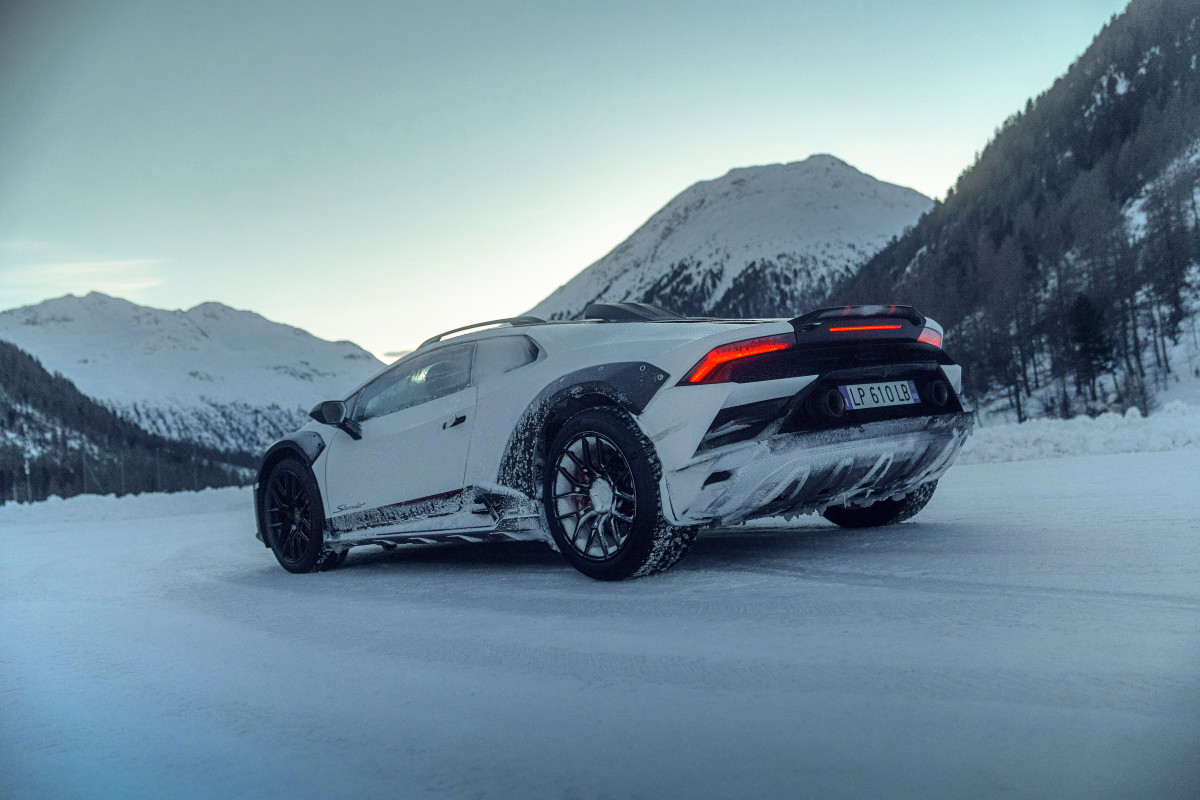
472,335,539,385
354,343,475,422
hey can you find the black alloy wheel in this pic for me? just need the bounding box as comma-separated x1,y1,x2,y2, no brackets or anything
543,407,697,581
264,458,341,573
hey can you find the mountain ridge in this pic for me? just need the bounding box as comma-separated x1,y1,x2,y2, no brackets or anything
529,154,932,320
0,292,384,452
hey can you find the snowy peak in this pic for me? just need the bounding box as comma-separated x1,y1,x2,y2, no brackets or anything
0,293,384,452
530,154,932,320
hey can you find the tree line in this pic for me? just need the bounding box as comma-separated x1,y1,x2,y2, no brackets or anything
832,0,1200,419
0,339,257,504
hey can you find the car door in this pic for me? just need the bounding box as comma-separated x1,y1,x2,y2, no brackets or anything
324,342,478,525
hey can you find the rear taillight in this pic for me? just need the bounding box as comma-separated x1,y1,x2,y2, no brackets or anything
682,333,794,384
916,327,943,348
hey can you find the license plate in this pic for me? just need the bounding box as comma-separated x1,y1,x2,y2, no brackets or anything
839,380,920,410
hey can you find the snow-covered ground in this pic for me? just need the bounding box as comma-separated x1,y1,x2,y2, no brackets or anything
3,446,1198,799
961,400,1200,463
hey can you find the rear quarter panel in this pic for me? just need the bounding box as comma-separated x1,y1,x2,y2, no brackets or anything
462,321,769,491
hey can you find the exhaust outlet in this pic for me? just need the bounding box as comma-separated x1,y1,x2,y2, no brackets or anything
928,380,950,407
810,387,846,419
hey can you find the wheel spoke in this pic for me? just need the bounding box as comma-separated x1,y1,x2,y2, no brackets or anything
562,447,590,476
596,514,610,557
580,436,594,473
592,440,617,484
557,465,584,488
583,522,598,556
606,514,622,547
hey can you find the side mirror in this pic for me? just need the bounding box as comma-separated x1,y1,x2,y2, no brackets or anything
309,400,362,439
309,400,346,425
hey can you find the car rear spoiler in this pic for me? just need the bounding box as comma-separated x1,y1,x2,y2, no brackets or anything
791,305,926,332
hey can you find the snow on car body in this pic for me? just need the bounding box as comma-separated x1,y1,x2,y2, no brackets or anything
254,303,974,580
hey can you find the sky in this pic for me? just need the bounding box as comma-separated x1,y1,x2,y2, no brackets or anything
0,0,1131,358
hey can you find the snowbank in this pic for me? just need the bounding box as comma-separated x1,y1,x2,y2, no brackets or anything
960,401,1200,463
0,485,251,526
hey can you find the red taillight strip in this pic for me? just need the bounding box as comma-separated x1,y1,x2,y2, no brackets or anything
917,327,943,347
683,334,794,384
827,324,903,332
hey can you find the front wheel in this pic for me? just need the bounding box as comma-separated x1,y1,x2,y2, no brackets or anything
821,480,938,529
543,407,696,580
263,458,342,573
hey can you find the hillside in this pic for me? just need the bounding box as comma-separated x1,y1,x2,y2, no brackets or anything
0,293,384,452
0,339,252,503
530,154,931,320
831,0,1200,419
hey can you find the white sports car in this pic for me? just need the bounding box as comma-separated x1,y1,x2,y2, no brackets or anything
254,303,974,580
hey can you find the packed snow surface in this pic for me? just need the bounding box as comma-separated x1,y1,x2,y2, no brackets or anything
529,154,932,319
0,292,384,450
4,449,1199,799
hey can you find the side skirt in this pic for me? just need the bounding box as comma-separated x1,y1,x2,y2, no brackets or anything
325,486,547,547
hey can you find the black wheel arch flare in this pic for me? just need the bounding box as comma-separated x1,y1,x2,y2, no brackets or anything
496,362,669,501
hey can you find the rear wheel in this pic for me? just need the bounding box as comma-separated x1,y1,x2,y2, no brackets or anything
263,458,343,573
543,407,696,580
821,480,938,529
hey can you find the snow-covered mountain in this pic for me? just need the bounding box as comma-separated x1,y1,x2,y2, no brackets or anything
0,293,383,453
529,154,932,320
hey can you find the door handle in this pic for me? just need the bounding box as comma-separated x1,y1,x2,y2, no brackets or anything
442,414,466,429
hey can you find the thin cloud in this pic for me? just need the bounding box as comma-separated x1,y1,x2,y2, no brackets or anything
0,259,165,307
0,239,62,253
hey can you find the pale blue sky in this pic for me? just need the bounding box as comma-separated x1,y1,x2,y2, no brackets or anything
1,0,1129,357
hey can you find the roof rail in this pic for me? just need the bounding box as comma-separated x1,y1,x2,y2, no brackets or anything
419,316,544,348
582,302,683,322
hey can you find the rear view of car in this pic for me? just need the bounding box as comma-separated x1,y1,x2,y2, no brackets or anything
254,303,973,580
640,304,971,530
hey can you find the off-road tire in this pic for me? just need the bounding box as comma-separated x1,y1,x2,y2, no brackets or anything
543,407,697,580
821,480,938,529
263,458,342,573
